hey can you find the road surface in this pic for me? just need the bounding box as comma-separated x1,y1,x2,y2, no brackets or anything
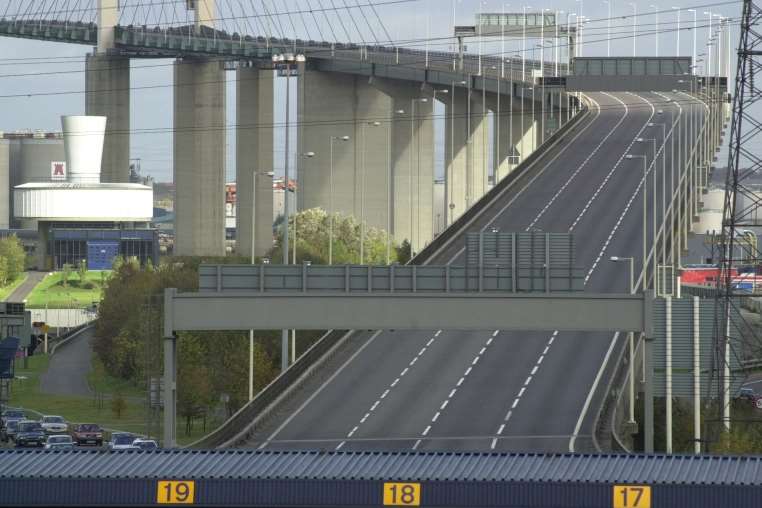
39,328,93,397
250,91,706,453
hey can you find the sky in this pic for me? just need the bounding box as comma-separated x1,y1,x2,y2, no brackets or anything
0,0,743,182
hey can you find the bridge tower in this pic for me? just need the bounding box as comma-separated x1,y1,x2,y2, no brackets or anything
85,0,130,183
173,0,228,256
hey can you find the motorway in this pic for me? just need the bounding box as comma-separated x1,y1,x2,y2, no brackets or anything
252,91,707,453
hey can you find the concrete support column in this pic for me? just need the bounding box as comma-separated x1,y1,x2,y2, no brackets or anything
173,58,226,256
85,54,130,183
371,78,434,253
189,0,216,28
236,67,274,258
486,92,525,183
96,0,119,53
445,86,488,223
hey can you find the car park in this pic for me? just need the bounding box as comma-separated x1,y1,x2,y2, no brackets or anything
44,435,75,450
1,420,19,443
71,423,104,446
40,415,68,434
15,420,46,448
108,432,138,450
131,439,158,451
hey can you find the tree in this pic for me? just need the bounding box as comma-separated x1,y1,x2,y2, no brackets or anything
396,239,412,265
0,257,8,287
61,263,73,288
77,259,88,286
268,208,401,265
0,236,25,281
111,393,127,419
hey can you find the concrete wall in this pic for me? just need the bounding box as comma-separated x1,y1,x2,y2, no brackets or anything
236,66,274,258
85,54,130,183
173,58,226,256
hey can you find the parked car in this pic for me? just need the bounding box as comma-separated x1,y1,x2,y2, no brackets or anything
40,415,68,434
739,387,756,400
1,420,19,443
15,420,46,448
108,432,137,450
71,423,104,446
1,409,25,427
131,439,158,451
44,435,75,450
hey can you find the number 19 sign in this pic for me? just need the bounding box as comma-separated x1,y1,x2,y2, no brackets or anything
156,480,195,504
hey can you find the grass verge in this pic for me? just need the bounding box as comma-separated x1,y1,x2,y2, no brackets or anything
25,271,108,309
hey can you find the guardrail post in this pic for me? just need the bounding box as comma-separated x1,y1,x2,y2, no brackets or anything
390,265,395,293
412,266,417,292
258,265,264,292
446,265,450,292
302,263,308,292
479,232,484,292
216,265,222,291
368,266,372,293
345,265,350,292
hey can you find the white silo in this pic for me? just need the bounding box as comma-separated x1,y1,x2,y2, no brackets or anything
61,115,106,184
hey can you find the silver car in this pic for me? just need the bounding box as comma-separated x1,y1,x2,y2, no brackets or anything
44,434,75,450
40,415,68,434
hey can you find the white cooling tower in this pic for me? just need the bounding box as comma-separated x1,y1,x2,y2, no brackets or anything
61,115,106,184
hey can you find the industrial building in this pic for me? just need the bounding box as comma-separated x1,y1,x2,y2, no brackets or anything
10,116,155,270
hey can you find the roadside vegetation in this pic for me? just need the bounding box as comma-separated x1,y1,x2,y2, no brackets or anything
268,208,410,264
25,266,108,308
0,235,28,300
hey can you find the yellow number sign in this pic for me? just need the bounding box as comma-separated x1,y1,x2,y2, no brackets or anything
383,482,421,506
156,480,195,504
613,485,651,508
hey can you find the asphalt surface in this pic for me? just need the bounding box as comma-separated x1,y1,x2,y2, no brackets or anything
5,271,46,303
39,328,94,397
252,91,708,453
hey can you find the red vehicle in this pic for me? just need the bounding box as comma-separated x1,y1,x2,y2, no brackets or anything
71,423,104,446
681,266,739,286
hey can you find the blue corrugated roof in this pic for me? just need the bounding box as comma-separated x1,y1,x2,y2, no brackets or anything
1,450,762,485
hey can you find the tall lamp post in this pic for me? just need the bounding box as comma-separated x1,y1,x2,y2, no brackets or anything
329,135,350,265
611,255,637,427
626,153,650,288
637,137,658,287
360,122,381,264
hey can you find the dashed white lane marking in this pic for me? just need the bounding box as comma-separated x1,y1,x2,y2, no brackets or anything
414,331,497,447
504,410,513,421
487,93,659,450
527,94,630,231
337,330,443,450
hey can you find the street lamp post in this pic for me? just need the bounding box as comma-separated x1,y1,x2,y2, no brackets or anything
611,255,636,426
651,4,659,57
638,138,658,280
629,2,636,57
272,52,305,372
627,154,649,288
329,135,350,265
410,97,428,251
648,122,668,274
360,121,381,264
603,0,611,57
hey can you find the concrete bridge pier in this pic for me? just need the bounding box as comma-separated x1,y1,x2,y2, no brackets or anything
85,55,130,183
236,66,274,258
173,58,227,256
444,86,489,225
86,0,129,183
298,72,434,255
